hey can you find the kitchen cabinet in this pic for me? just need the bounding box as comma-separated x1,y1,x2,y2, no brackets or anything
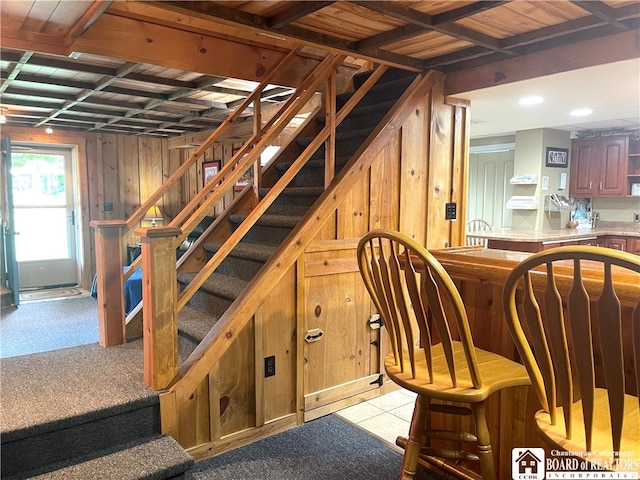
628,137,640,196
569,136,628,197
627,238,640,256
601,236,628,251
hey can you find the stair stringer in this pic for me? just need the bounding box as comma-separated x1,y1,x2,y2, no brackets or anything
159,69,464,460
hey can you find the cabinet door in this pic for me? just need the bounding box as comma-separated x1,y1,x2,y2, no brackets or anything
602,236,627,251
302,247,381,419
627,238,640,256
598,136,628,196
569,139,598,196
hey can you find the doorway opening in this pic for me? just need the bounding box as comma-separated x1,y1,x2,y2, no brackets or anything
10,145,80,290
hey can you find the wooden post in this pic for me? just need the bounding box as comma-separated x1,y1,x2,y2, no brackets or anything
90,220,127,347
136,226,182,390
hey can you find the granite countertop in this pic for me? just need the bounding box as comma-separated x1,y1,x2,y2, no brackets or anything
467,222,640,243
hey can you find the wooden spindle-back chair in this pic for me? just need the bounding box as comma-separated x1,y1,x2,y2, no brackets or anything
503,246,640,470
465,219,493,247
358,229,531,480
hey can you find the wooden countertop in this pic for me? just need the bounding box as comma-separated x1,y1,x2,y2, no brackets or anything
431,246,640,307
467,226,640,243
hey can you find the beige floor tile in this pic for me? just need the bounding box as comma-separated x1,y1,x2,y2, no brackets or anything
357,411,410,444
335,401,385,424
367,389,415,411
389,402,415,422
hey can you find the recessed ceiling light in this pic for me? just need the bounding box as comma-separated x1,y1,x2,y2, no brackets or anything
518,95,544,106
45,126,53,134
569,108,593,117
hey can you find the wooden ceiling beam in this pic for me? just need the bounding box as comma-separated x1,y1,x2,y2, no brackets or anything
155,1,423,71
570,1,631,31
444,29,640,95
268,2,335,29
0,51,33,94
433,1,508,24
74,7,328,86
351,1,515,56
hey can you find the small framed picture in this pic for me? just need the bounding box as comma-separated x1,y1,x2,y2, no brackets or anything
202,160,221,187
545,147,569,168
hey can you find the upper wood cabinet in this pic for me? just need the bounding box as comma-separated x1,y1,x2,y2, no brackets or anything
569,135,628,197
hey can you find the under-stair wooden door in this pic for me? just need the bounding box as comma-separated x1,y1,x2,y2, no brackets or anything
301,240,383,421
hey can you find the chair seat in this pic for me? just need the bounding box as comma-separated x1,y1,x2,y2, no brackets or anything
535,389,640,470
385,341,530,403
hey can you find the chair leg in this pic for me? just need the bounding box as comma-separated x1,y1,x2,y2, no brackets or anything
471,402,496,480
400,394,428,480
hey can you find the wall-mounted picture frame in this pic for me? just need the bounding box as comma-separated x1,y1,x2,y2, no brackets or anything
203,160,221,187
545,147,569,168
234,166,254,191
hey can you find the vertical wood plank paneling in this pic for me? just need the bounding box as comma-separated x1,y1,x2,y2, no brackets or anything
166,140,182,217
262,264,297,422
218,320,256,437
399,95,428,244
426,81,453,249
336,171,368,239
120,136,141,243
447,100,470,247
101,134,121,219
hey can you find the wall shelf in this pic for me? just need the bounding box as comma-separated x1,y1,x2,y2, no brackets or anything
510,174,538,185
506,195,539,210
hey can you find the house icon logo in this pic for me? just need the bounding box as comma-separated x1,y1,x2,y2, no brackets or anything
512,448,545,480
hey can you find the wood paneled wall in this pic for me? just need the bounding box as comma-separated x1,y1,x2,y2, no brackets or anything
0,126,243,289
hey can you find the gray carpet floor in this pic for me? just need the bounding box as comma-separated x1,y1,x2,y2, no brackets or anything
1,296,99,358
186,415,442,480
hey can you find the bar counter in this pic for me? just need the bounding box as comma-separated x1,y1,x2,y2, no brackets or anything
422,246,640,478
467,225,640,253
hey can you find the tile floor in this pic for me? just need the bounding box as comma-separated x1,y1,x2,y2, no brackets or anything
335,388,417,446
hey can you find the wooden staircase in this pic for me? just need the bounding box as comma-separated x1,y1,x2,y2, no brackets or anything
173,68,419,364
91,48,469,463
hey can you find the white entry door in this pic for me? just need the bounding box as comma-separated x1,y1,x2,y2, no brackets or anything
11,147,78,289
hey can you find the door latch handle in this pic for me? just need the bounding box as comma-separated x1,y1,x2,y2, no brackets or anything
304,328,324,343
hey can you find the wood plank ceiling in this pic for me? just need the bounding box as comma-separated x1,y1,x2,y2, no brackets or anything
1,0,638,138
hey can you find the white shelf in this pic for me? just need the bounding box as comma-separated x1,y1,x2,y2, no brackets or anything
544,195,573,212
510,174,538,185
506,195,539,210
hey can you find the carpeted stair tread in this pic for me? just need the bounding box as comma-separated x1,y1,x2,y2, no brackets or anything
258,186,324,197
177,272,247,300
274,156,351,173
229,213,302,229
178,305,217,344
296,127,373,146
7,434,194,480
203,242,277,262
0,341,154,442
316,99,396,125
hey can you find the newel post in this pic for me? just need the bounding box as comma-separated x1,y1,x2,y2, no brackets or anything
136,226,182,390
91,220,127,347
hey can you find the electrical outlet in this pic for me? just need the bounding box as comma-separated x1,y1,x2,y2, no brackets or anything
445,202,457,220
264,356,276,377
634,212,640,223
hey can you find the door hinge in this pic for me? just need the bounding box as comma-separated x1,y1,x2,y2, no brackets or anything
369,314,381,329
